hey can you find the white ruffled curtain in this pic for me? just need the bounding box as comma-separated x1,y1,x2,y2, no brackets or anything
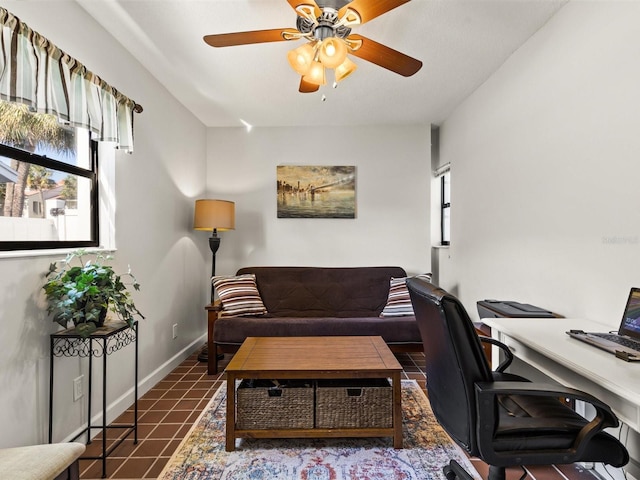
0,7,142,152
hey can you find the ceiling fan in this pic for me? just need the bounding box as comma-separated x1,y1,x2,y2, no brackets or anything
203,0,423,93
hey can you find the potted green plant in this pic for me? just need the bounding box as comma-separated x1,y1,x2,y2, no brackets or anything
43,249,144,337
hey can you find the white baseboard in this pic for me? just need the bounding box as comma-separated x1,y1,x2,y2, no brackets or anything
623,459,640,480
62,334,206,443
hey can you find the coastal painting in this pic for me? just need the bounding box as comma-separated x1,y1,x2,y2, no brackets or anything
277,165,356,218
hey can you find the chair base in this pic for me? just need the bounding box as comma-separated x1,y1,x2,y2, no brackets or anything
443,460,476,480
443,460,506,480
488,465,506,480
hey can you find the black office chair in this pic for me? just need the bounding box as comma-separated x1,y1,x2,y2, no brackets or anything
406,276,629,480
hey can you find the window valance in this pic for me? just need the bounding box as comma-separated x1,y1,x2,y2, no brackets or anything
0,7,142,152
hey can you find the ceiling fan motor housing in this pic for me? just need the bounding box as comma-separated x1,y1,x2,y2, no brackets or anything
296,15,315,34
296,7,351,41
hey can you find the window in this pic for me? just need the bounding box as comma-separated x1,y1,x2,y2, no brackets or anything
0,101,98,251
440,170,450,246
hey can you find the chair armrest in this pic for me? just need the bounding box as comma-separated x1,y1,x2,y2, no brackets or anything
474,381,619,465
478,336,513,372
477,381,619,422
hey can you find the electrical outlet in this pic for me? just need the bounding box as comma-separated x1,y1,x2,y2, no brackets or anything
172,323,178,339
73,375,83,401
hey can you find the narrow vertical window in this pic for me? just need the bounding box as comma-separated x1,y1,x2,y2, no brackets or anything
441,171,450,246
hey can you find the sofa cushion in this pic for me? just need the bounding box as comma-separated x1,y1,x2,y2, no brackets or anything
212,274,268,318
213,315,422,345
236,266,407,317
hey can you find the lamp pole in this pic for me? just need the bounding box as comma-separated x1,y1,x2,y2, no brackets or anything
209,230,221,302
200,228,223,363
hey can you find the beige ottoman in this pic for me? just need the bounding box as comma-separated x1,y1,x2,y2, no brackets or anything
0,442,85,480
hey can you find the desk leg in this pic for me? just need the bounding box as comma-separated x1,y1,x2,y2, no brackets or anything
392,372,403,449
226,374,236,452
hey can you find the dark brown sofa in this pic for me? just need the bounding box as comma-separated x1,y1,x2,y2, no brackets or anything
206,266,423,374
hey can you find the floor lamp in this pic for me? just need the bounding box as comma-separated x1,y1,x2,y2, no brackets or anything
193,199,235,362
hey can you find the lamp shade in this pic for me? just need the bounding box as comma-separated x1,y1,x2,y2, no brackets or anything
193,199,235,231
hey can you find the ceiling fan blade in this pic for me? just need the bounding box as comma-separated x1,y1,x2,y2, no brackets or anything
339,0,410,25
347,34,422,77
299,77,320,93
287,0,321,19
204,29,297,47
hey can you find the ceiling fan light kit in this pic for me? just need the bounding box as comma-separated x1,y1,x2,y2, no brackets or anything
203,0,422,94
287,37,349,87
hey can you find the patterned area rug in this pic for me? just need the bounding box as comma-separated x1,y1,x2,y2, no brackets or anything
158,379,479,480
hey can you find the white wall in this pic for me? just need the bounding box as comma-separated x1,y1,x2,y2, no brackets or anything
439,0,640,326
0,2,209,448
439,4,640,476
205,126,432,276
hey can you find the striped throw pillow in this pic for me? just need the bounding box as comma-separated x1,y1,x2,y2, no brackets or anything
212,274,268,318
380,277,414,317
380,274,431,317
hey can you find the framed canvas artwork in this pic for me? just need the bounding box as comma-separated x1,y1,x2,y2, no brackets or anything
277,165,356,218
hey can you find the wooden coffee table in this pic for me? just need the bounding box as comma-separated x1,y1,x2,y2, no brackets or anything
224,336,403,452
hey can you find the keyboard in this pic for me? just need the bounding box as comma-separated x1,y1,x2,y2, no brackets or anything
592,333,640,351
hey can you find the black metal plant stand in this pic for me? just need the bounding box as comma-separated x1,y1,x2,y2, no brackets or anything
49,321,138,479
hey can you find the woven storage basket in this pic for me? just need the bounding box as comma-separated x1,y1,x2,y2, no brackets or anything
236,379,314,430
315,378,392,429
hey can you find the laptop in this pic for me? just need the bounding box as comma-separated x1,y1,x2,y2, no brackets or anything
567,287,640,362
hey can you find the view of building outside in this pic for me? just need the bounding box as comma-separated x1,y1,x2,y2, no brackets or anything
0,101,93,243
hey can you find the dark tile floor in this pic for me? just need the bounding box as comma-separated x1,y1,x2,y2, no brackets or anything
78,351,599,480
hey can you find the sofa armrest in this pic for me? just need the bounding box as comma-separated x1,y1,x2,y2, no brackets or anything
205,300,222,374
206,300,222,312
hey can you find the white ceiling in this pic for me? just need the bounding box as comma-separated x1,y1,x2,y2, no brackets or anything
77,0,567,128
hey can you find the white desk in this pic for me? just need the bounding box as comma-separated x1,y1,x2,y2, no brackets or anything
483,317,640,433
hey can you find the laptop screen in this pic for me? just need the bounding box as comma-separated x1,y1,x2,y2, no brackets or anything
620,288,640,339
